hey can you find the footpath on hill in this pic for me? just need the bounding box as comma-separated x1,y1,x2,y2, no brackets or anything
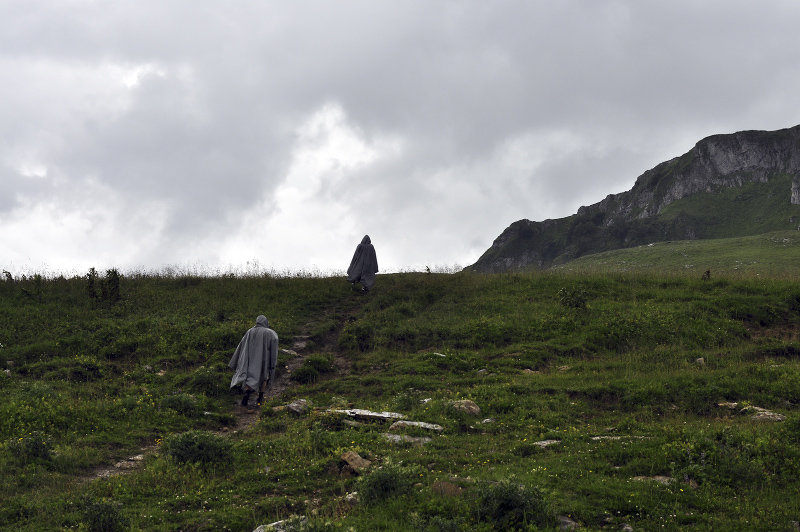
87,289,367,480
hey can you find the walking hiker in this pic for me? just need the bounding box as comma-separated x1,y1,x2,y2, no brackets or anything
347,235,378,292
229,315,278,407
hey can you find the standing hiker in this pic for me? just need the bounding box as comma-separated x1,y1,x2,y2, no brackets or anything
347,235,379,292
229,315,278,407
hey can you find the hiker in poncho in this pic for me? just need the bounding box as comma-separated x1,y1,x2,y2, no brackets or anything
347,235,378,292
229,315,278,407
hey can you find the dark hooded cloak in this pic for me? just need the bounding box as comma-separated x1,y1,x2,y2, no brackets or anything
347,235,378,289
229,315,279,391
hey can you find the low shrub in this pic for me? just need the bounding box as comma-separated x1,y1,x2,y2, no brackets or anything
160,393,199,416
162,430,232,465
290,365,319,384
473,479,553,529
83,499,128,532
8,430,52,463
186,365,228,396
305,354,333,373
357,462,415,505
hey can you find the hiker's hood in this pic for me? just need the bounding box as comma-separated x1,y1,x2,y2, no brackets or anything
256,315,268,328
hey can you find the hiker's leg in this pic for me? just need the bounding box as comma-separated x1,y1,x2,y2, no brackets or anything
257,380,267,405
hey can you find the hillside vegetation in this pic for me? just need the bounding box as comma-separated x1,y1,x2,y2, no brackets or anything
554,230,800,277
1,264,800,530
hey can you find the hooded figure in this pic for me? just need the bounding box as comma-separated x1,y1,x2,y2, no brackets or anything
229,315,278,406
347,235,378,291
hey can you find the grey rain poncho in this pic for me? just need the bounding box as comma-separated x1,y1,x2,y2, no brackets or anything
347,235,378,289
229,315,279,392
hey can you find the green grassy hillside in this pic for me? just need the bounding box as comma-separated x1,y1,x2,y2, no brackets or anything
1,269,800,530
553,230,800,278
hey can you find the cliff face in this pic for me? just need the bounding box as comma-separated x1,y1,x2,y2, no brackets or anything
470,125,800,272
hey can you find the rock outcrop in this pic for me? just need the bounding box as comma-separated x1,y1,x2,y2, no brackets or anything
471,125,800,272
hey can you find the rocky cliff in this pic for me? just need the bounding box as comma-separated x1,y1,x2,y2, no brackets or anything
470,125,800,272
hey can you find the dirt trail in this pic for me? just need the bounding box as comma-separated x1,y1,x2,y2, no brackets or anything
84,292,363,481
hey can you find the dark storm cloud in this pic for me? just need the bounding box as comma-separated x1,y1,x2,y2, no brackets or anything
2,1,800,272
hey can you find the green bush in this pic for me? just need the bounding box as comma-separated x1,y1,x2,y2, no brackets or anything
8,430,52,463
162,430,232,465
83,499,128,532
338,322,374,352
473,479,553,528
160,393,199,416
305,354,333,373
357,462,415,505
186,365,228,396
290,365,319,384
558,286,587,309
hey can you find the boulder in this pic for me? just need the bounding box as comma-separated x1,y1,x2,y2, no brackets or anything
340,451,371,473
432,480,462,497
532,439,561,448
389,420,443,432
287,399,310,415
450,400,481,416
382,433,432,445
329,408,406,421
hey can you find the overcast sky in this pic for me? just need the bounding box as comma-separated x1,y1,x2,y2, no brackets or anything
2,1,800,276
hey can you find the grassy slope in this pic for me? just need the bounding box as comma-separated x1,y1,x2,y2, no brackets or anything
553,229,800,278
1,269,800,530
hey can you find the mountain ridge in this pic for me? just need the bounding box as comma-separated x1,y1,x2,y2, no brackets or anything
470,125,800,272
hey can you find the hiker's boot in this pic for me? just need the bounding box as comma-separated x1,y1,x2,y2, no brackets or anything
256,392,264,406
241,391,251,407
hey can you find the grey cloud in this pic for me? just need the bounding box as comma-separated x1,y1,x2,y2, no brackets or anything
2,1,800,271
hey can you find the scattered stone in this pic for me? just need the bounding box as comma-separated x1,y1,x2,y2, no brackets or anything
389,420,444,432
433,352,446,357
3,369,10,376
558,515,580,529
340,451,371,473
143,364,152,372
329,408,406,421
450,399,481,416
591,435,648,441
156,369,166,376
382,433,432,446
717,402,785,421
292,336,310,350
522,368,540,374
280,348,298,356
558,365,571,372
622,524,634,532
432,480,462,497
287,399,310,415
632,475,673,485
748,408,786,422
532,439,561,448
480,418,496,424
254,516,307,532
421,398,432,404
477,368,488,375
696,357,705,365
344,492,359,505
